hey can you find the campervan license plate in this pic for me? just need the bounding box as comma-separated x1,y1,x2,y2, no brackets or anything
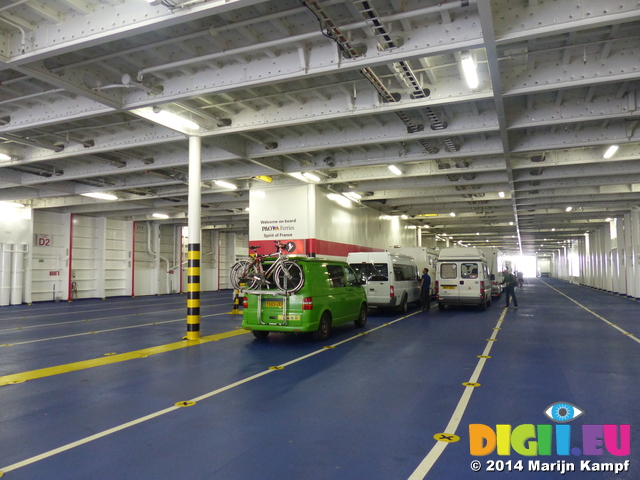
265,301,283,307
442,285,457,289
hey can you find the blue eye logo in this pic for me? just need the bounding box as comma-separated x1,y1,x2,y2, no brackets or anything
544,402,585,423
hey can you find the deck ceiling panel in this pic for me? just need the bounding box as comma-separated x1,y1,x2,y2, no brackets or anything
0,0,639,254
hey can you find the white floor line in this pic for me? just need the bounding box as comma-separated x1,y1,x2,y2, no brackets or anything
541,281,640,345
0,311,418,476
407,309,507,479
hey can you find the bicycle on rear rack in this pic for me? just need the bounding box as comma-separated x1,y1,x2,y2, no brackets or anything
230,241,304,292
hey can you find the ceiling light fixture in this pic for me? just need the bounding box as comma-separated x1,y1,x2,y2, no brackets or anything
460,51,479,89
0,153,12,161
388,165,402,175
214,180,238,190
302,172,320,182
498,191,505,198
81,192,118,200
0,201,25,208
152,213,169,219
449,212,456,217
565,206,573,212
152,107,199,131
603,145,619,159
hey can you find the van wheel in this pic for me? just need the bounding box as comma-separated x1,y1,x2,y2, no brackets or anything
480,298,487,311
252,330,269,339
438,303,445,311
313,312,332,341
397,294,408,314
354,304,367,328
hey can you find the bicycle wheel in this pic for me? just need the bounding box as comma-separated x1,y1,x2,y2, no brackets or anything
230,260,261,290
274,261,304,292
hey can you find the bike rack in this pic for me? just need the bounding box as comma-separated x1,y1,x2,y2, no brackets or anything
242,288,293,326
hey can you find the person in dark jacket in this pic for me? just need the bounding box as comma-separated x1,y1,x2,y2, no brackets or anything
420,267,431,311
501,269,518,308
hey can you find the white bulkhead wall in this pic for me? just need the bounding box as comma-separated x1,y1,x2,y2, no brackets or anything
313,187,415,259
248,184,414,259
31,210,69,303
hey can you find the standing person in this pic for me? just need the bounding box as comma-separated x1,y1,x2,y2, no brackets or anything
516,270,524,287
501,268,518,308
420,267,431,311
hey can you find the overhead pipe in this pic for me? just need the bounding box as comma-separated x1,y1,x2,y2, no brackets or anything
137,1,476,78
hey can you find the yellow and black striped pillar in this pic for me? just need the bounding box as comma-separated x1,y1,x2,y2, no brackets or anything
186,243,201,340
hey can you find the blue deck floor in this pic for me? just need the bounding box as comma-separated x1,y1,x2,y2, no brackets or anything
0,278,638,479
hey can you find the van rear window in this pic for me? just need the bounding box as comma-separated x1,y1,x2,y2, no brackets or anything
440,263,457,279
461,263,479,279
349,263,388,281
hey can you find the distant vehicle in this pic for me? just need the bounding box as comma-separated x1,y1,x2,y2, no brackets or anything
242,257,367,341
347,251,419,313
479,247,505,298
435,247,492,311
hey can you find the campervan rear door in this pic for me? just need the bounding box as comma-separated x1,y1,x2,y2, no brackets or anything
437,261,460,302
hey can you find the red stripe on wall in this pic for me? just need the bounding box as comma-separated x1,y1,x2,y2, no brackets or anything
249,238,384,258
311,239,384,257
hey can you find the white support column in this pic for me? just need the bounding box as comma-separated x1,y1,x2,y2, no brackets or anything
124,221,134,297
623,213,634,297
187,135,202,340
629,208,640,299
602,225,612,292
10,245,24,305
616,217,627,295
0,244,12,306
96,217,107,299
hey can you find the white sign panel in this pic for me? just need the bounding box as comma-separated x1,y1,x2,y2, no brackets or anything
249,185,310,242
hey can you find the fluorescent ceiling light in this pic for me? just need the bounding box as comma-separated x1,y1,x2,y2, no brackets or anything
498,191,505,198
153,109,199,131
214,180,238,190
344,192,362,201
603,145,619,159
302,172,320,182
245,207,250,212
81,192,118,200
388,165,402,175
565,206,573,212
0,153,11,161
401,214,408,219
0,201,25,208
152,213,169,219
460,51,479,89
449,212,456,217
289,172,306,182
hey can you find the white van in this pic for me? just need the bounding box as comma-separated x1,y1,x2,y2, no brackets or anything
435,247,492,311
347,252,420,313
387,246,438,299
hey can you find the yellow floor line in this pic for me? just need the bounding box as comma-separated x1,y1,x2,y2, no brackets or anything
0,329,249,386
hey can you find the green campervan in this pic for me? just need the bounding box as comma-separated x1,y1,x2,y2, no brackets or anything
241,257,368,341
